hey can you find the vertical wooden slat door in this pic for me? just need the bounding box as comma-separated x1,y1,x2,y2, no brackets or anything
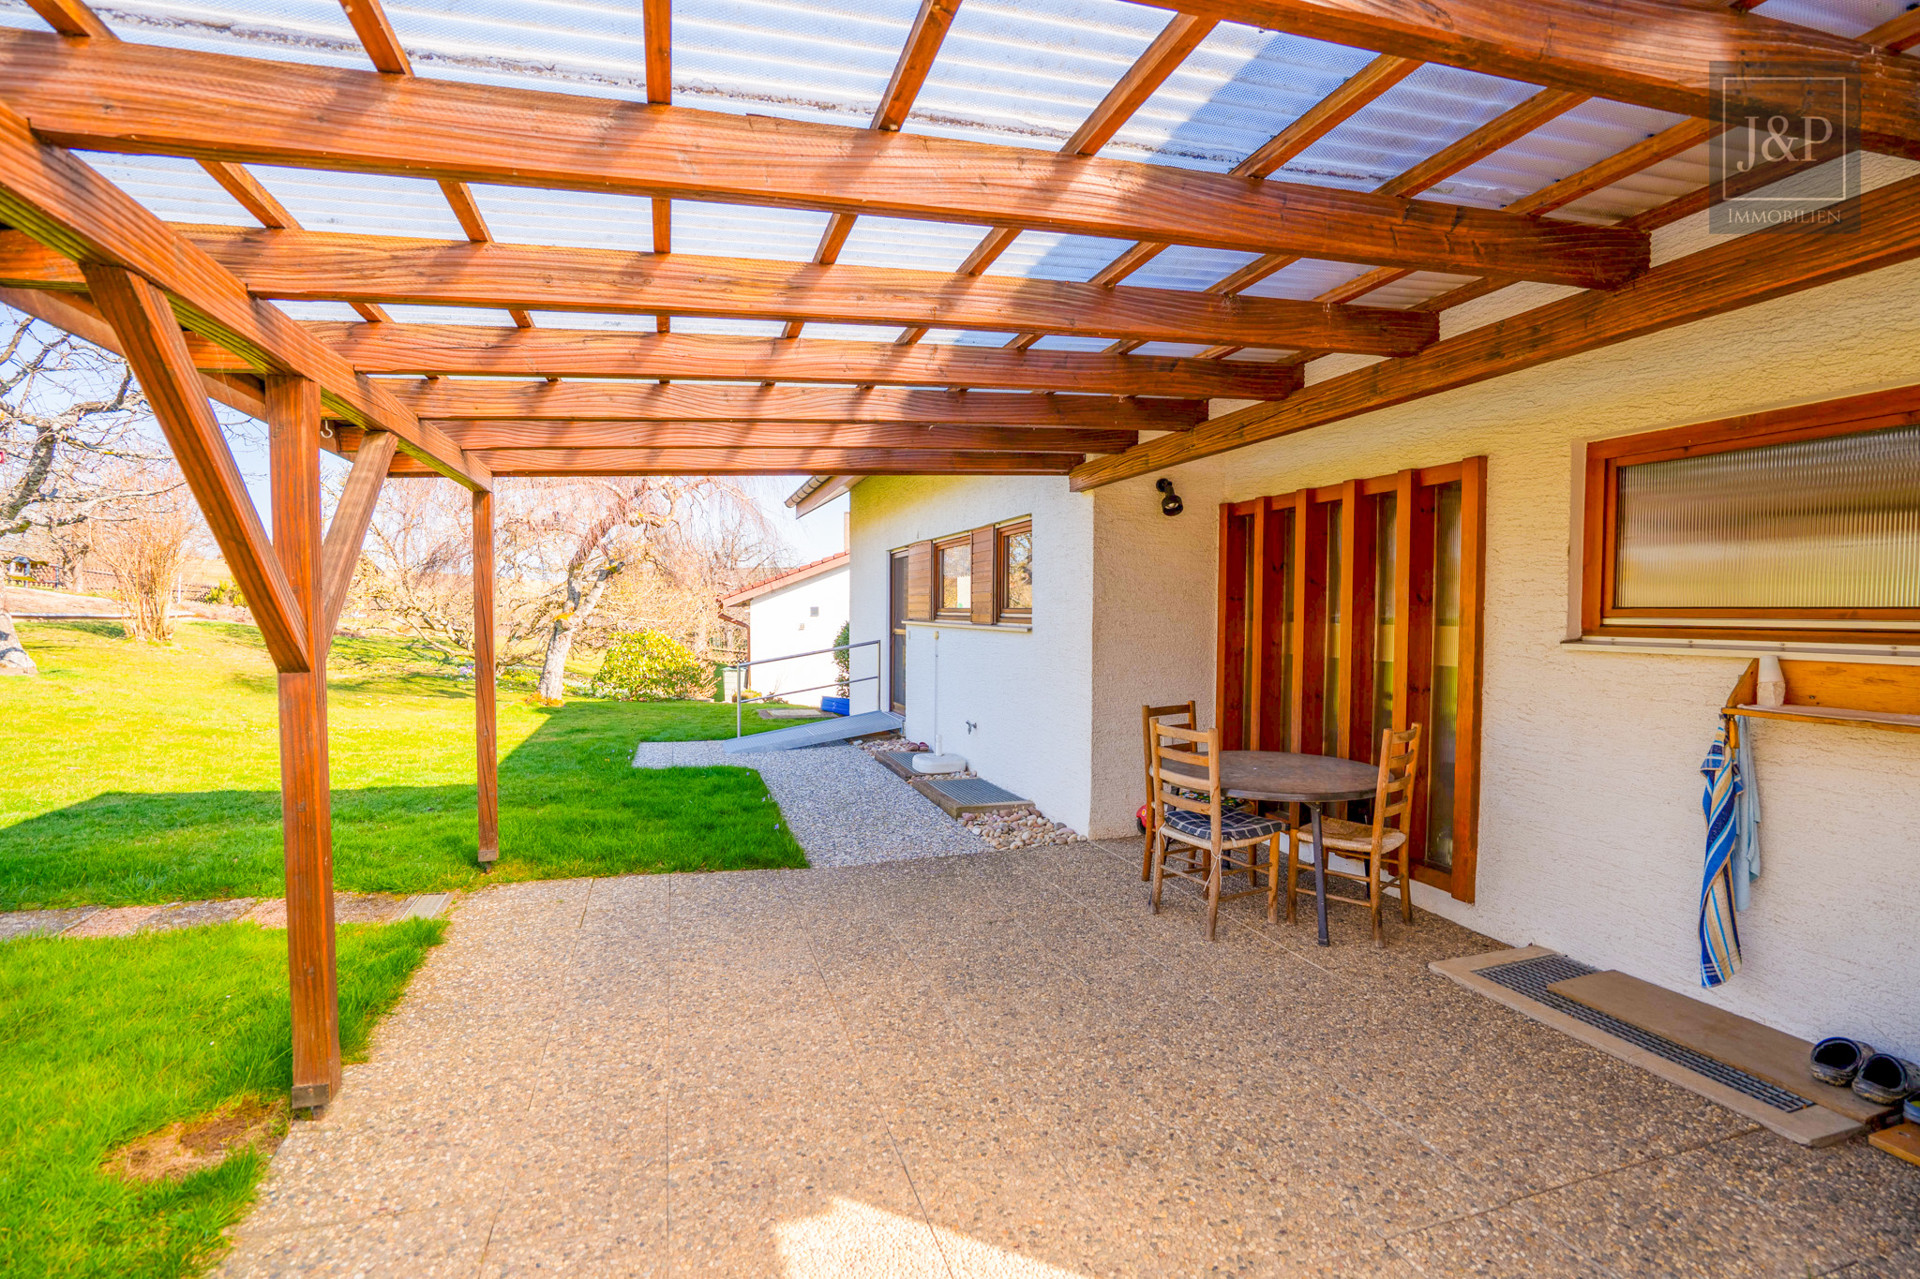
268,375,342,1108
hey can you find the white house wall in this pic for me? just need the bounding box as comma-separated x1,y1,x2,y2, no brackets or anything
1144,253,1920,1061
747,566,849,705
848,476,1094,831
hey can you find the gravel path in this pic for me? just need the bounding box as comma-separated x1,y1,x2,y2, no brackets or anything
632,740,988,868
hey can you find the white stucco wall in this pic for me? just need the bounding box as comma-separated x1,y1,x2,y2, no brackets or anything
848,476,1095,830
1143,253,1920,1061
746,565,849,705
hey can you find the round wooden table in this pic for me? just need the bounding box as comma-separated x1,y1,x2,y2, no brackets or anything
1219,751,1378,947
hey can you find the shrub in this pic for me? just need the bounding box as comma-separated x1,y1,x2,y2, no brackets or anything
592,630,711,701
833,621,851,696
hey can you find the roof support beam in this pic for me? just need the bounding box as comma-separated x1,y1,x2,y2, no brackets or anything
367,421,1139,452
447,448,1088,477
0,98,484,487
1070,167,1920,489
1157,0,1920,159
182,322,1304,399
0,224,1439,355
319,427,396,642
0,30,1648,289
391,382,1201,428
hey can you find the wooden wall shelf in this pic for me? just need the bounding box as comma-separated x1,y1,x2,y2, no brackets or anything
1723,660,1920,735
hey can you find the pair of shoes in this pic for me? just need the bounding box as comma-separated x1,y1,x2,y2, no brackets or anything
1811,1038,1920,1104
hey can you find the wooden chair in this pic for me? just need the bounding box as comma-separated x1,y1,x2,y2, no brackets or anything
1282,724,1423,946
1139,700,1198,881
1148,722,1286,941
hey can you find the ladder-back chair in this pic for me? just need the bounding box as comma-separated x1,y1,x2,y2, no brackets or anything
1283,724,1423,946
1139,700,1198,881
1148,721,1286,941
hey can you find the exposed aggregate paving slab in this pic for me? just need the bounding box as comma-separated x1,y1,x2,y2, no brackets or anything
632,739,988,867
219,843,1920,1277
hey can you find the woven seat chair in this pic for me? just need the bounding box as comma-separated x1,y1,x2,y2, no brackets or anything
1283,724,1423,946
1139,700,1198,881
1148,721,1285,941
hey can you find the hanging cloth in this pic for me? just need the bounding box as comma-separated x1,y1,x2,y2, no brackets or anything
1730,715,1762,910
1698,721,1745,988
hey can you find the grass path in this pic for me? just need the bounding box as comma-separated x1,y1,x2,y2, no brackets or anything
0,918,445,1278
0,621,807,908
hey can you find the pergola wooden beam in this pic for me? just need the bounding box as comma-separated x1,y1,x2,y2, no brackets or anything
391,381,1201,428
0,30,1650,289
0,102,486,488
318,428,397,641
1161,0,1920,159
395,421,1140,453
1070,167,1920,489
0,224,1441,357
397,448,1089,477
199,323,1304,399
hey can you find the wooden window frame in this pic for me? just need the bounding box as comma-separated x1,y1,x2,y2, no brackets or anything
1581,385,1920,643
996,519,1033,625
934,534,974,623
1217,458,1486,903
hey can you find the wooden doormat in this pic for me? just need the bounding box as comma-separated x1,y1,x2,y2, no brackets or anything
1431,947,1864,1147
1548,969,1896,1127
1870,1123,1920,1168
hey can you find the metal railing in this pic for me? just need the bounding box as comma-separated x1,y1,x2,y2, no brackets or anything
732,639,881,738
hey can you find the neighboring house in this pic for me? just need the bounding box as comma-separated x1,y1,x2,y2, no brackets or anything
719,551,852,708
796,251,1920,1062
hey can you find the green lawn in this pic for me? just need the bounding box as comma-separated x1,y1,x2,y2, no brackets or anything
0,917,444,1278
0,621,808,909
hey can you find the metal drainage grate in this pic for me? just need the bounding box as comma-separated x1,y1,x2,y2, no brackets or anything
1478,955,1812,1113
923,777,1026,807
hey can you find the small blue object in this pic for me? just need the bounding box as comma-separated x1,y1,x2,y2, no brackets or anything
820,696,850,716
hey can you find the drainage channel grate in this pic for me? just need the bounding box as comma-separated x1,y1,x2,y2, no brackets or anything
923,777,1026,807
1479,955,1812,1113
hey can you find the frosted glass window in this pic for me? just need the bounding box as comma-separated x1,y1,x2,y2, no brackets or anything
1613,424,1920,610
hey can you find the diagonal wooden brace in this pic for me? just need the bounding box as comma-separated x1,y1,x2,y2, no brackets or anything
83,262,311,672
319,430,397,643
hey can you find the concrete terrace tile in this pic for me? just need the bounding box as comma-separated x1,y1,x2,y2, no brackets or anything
477,1226,665,1278
217,1203,497,1279
1385,1204,1618,1279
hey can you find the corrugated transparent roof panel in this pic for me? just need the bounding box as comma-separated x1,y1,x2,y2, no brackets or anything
70,152,260,228
981,231,1137,283
1428,98,1688,211
1104,23,1378,172
670,201,833,261
66,1,383,68
665,0,924,126
832,218,987,274
1238,259,1372,302
1558,142,1713,224
379,305,524,326
245,167,471,239
1222,348,1296,363
269,300,366,322
905,0,1167,151
671,316,790,337
798,323,909,342
466,186,655,252
1025,335,1118,353
529,312,663,331
1355,271,1477,309
1761,0,1907,37
1124,246,1262,291
917,329,1019,346
1284,62,1537,194
1131,341,1210,357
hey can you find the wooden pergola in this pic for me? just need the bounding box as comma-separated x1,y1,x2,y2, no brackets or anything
2,0,1918,1106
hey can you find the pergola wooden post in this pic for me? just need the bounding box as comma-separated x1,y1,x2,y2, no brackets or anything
473,488,499,866
267,374,342,1107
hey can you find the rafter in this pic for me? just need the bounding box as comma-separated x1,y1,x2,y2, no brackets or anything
443,447,1090,477
0,224,1440,355
0,31,1649,290
1154,0,1920,159
189,322,1303,398
391,381,1201,429
0,99,483,486
1071,167,1920,489
645,0,672,332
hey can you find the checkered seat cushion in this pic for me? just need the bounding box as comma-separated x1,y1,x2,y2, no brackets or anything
1162,805,1286,844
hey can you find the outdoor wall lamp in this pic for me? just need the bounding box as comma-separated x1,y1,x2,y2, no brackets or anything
1156,477,1184,518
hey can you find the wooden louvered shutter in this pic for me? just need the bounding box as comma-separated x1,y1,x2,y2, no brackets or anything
970,525,996,625
906,540,934,621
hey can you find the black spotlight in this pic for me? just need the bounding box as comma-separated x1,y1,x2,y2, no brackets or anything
1156,477,1184,517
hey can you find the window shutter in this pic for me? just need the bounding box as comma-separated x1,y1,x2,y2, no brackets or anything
970,525,997,625
906,540,934,621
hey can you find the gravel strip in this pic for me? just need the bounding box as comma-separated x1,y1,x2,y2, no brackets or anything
632,740,988,868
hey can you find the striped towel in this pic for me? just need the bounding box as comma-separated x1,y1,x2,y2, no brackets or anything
1698,723,1744,988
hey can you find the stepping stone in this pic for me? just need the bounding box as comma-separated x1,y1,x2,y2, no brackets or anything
396,893,453,921
0,907,98,942
140,899,259,933
64,905,169,938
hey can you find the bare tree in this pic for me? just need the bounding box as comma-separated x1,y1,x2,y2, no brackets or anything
352,479,480,664
88,461,198,643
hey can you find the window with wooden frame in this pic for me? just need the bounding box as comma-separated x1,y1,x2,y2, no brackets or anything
904,518,1035,627
1217,458,1487,902
1582,388,1920,644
